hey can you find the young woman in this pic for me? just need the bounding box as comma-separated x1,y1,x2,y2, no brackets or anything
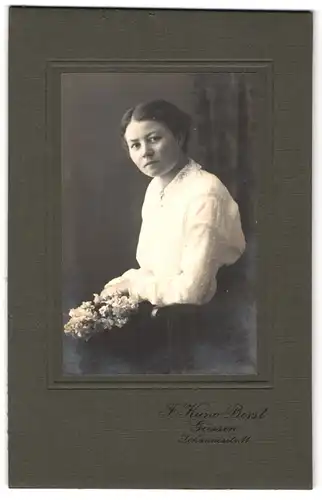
101,99,246,308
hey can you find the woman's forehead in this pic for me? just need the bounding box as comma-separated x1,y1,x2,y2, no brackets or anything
124,119,168,141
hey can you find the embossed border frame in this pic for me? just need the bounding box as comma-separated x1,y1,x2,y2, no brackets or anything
46,60,273,389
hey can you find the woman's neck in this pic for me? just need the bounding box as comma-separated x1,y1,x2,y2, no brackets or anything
158,155,188,190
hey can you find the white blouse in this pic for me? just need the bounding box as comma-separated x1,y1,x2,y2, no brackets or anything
108,159,246,307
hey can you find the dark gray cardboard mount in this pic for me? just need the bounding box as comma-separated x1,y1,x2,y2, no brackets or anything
8,7,312,488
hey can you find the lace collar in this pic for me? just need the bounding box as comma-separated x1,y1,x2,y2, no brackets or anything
156,158,202,201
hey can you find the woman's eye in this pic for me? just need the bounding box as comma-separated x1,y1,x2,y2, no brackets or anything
149,136,161,143
131,143,140,150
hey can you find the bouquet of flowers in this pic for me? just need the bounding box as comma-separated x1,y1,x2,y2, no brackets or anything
64,292,139,341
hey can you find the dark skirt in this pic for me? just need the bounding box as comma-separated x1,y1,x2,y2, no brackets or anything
63,292,256,376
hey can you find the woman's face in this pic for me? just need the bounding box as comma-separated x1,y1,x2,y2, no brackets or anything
124,119,183,178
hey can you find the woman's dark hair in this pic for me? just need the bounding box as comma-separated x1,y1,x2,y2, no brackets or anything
120,99,191,153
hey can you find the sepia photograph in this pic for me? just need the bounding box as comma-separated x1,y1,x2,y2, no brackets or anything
61,69,258,376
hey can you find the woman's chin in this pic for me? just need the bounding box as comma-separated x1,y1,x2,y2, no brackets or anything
140,169,156,178
141,166,160,177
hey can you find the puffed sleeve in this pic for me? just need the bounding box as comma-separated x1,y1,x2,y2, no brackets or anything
128,193,245,306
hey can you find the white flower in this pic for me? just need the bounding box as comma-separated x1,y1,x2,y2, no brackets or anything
93,293,101,305
64,291,139,339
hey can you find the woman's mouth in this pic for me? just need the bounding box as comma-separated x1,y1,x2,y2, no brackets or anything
144,160,158,167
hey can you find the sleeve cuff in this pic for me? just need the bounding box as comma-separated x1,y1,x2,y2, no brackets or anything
128,270,158,304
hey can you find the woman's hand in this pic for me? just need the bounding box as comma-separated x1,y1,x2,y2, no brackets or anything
100,279,130,298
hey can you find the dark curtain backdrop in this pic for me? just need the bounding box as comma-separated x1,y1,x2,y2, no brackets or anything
62,72,256,375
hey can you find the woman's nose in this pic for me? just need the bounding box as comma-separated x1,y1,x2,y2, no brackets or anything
142,142,153,158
